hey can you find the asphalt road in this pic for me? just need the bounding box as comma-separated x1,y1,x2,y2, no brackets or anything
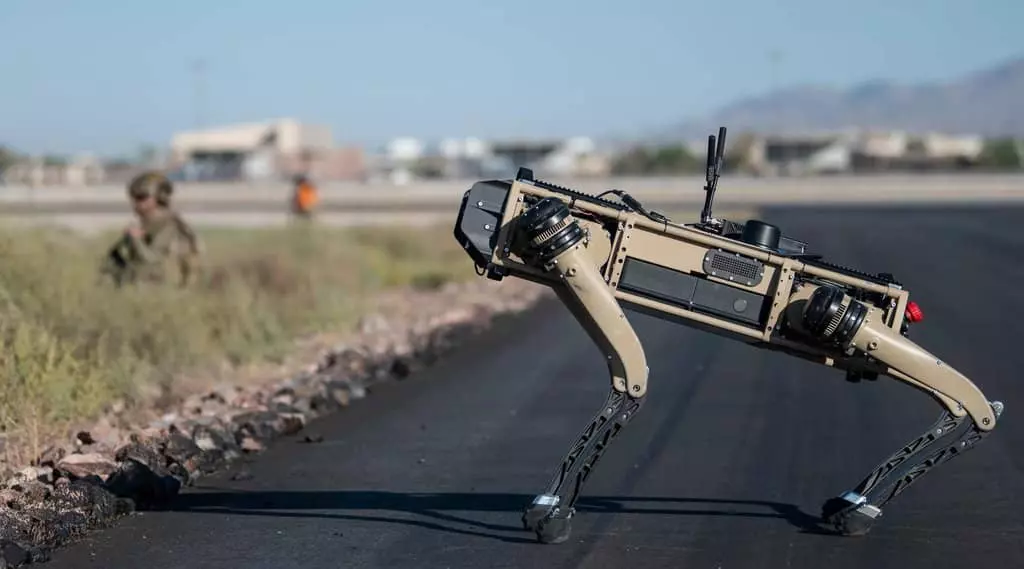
45,205,1024,569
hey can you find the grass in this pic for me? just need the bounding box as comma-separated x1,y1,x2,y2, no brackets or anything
0,207,760,467
0,221,476,465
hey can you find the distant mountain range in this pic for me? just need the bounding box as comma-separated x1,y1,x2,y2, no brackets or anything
662,55,1024,141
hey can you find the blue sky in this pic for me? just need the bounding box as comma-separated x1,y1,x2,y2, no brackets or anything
1,0,1020,156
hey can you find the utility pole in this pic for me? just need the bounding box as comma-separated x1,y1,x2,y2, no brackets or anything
768,49,783,92
767,49,786,175
192,59,207,129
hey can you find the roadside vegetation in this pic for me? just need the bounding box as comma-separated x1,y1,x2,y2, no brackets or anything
0,222,474,465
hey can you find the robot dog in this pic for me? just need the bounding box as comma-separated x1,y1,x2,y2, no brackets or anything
452,127,1003,544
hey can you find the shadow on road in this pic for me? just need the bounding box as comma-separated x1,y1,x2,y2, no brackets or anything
171,489,833,543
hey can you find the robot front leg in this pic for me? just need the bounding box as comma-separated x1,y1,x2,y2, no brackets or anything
522,387,646,543
519,267,649,545
509,198,650,544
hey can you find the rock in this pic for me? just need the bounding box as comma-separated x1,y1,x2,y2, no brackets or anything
35,467,54,485
290,396,315,417
271,392,295,408
222,448,243,462
35,446,66,469
0,541,29,568
51,479,133,519
165,462,191,485
390,357,413,379
56,454,118,481
230,469,253,482
201,390,224,406
192,421,239,456
6,480,49,504
347,383,367,400
192,426,225,452
90,417,124,451
8,467,50,487
230,411,281,441
273,382,296,396
0,488,19,507
239,437,263,453
269,401,300,415
103,459,181,511
114,441,166,474
181,394,205,415
160,431,216,480
278,413,305,436
161,431,201,462
357,313,391,335
147,418,174,432
72,475,105,488
198,398,229,418
309,388,341,414
136,427,165,441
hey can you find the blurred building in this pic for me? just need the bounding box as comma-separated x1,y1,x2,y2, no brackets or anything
852,131,983,171
535,137,610,177
487,137,609,177
381,137,425,184
168,118,365,182
2,154,106,186
739,129,986,175
370,135,610,184
745,132,854,175
439,137,494,178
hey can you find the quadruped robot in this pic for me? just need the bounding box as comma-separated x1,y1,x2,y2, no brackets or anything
452,127,1004,544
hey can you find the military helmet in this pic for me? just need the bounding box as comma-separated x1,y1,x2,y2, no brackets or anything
127,171,173,205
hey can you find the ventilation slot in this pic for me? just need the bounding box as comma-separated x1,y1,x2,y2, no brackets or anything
702,249,765,287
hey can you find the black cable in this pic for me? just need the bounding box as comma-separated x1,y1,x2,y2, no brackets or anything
600,189,672,224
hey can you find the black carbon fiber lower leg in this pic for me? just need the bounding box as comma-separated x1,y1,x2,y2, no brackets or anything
854,410,965,498
822,401,1003,536
523,387,646,543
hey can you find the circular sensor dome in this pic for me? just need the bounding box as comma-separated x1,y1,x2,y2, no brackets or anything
741,220,782,250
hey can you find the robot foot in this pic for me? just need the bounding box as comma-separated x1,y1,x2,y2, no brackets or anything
535,508,573,544
820,492,882,536
522,495,558,531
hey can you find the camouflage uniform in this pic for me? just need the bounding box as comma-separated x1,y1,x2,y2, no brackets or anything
102,172,201,287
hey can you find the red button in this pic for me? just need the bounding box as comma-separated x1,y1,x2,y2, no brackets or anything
906,301,924,323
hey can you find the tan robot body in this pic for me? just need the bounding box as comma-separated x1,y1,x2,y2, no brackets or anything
452,127,1003,544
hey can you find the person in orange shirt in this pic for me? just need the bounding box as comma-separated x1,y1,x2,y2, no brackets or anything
290,174,319,220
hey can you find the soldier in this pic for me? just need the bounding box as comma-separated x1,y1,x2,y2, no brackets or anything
290,174,319,220
101,171,201,287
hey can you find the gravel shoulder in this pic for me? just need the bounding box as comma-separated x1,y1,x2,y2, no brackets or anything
0,278,548,567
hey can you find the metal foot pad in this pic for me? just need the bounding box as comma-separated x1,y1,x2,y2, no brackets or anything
821,492,883,536
535,508,573,544
522,494,559,531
